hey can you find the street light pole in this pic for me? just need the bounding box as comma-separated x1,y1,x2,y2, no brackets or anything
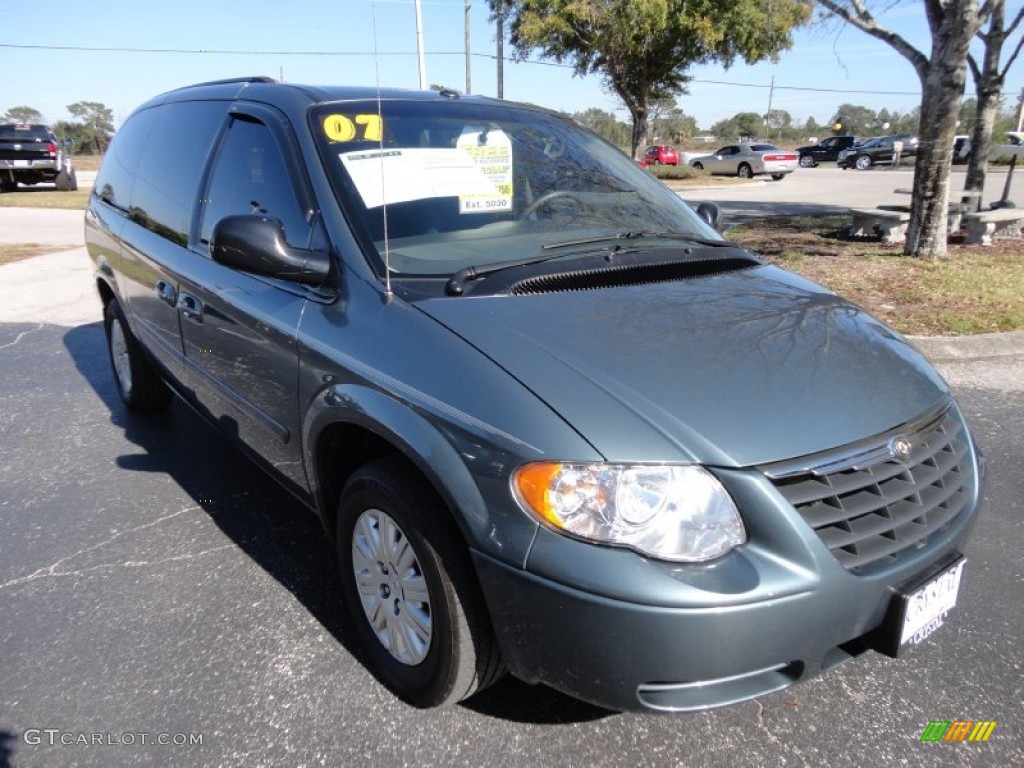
414,0,427,90
496,0,504,99
465,0,472,94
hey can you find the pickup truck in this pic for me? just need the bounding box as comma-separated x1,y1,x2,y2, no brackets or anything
0,123,77,191
795,135,858,167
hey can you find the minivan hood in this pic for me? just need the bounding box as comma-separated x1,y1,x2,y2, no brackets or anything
417,266,948,467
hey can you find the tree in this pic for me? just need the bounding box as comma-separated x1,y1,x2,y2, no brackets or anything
3,106,44,123
830,103,877,135
647,97,698,145
655,107,698,145
491,0,810,157
67,101,114,153
572,107,632,148
962,2,1024,210
816,0,992,259
734,111,767,139
764,108,793,137
51,120,92,151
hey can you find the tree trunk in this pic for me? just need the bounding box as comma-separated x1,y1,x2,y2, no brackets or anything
629,104,648,159
903,2,977,259
963,3,1015,212
963,82,1002,211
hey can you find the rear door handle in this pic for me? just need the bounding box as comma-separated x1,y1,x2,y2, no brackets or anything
156,280,177,307
176,293,204,323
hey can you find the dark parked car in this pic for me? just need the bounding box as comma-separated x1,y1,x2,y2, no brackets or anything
795,135,858,167
837,134,918,169
86,78,983,714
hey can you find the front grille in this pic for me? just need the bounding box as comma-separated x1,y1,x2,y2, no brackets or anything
762,402,972,573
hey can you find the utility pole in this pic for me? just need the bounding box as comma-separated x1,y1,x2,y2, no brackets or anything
765,75,775,140
496,0,504,99
414,0,427,90
464,0,472,94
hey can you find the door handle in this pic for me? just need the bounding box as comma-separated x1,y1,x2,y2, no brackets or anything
156,280,177,307
176,293,204,323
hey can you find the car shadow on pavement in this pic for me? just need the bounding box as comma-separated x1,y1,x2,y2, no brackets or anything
0,730,13,768
62,321,614,725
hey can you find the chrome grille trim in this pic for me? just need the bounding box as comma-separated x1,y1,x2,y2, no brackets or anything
761,399,973,573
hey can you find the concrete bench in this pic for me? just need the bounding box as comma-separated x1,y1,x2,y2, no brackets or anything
877,202,970,233
848,208,911,244
962,208,1024,245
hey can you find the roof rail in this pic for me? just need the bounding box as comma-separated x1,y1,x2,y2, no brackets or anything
171,76,277,91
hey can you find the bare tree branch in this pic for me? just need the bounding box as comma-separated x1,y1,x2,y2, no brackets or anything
967,52,982,83
1006,4,1024,36
1000,6,1024,77
815,0,930,77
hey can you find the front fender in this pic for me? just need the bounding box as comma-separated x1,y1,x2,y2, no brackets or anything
303,383,542,568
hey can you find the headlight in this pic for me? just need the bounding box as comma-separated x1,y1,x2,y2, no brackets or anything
513,463,745,562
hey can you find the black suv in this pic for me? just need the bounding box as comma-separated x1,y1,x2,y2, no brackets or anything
794,135,857,167
84,78,982,714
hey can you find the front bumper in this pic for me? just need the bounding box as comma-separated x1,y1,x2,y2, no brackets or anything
473,458,980,713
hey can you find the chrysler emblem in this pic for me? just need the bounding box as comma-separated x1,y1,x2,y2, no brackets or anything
889,436,913,463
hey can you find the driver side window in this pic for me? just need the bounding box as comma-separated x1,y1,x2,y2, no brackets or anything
200,117,310,249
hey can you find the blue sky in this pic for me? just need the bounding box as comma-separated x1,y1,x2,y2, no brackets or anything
1,0,1021,134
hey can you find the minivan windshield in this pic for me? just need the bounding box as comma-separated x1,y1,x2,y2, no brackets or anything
311,99,718,276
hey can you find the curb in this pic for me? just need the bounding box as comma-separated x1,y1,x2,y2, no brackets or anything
908,330,1024,364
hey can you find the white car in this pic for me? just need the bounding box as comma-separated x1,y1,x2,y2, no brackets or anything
688,143,799,180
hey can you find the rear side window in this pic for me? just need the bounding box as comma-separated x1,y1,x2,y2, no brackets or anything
199,117,309,248
94,109,157,210
128,101,226,246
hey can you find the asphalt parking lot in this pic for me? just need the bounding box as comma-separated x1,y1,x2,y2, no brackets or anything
1,191,1022,767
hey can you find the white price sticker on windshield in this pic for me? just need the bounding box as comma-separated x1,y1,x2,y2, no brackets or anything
340,148,493,209
456,128,513,214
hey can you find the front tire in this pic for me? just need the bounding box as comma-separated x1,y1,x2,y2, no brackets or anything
336,457,504,707
798,155,815,168
103,298,172,412
855,154,873,171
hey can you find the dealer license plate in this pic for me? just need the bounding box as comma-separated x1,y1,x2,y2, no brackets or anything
899,557,965,647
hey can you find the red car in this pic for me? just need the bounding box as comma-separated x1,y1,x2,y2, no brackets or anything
644,145,679,165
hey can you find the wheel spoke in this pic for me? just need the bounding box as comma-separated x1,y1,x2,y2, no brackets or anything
401,573,430,606
398,609,429,658
110,320,133,394
350,507,433,666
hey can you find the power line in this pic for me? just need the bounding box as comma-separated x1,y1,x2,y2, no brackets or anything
0,42,921,97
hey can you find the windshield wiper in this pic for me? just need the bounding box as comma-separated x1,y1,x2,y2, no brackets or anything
444,232,746,296
445,253,570,296
542,231,739,250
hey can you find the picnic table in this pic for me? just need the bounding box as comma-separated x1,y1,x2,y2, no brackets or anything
847,187,983,244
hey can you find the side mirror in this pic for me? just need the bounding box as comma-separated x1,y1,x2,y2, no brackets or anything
211,215,330,286
695,201,723,231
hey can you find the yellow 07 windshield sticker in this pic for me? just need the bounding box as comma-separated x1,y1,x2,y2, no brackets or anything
323,114,383,143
